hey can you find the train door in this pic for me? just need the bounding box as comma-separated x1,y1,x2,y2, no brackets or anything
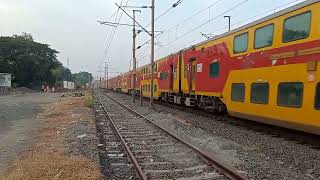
169,64,174,90
189,58,196,92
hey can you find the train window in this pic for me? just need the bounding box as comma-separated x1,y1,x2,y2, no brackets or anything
184,64,188,79
315,83,320,110
209,63,219,78
251,83,269,104
160,72,168,80
231,83,245,102
154,85,157,92
254,24,274,49
278,82,303,108
283,11,311,43
234,32,248,54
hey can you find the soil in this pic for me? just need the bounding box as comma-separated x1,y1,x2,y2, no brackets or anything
0,92,103,179
0,93,58,174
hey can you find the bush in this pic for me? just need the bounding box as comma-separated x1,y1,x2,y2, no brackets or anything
84,97,94,108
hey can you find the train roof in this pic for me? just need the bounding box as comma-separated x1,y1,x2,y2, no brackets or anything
191,0,319,50
116,0,319,78
152,0,319,60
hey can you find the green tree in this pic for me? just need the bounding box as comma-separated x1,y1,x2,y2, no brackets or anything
72,72,93,86
51,66,73,86
0,33,65,87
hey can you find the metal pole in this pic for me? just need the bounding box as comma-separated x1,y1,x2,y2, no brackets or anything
224,16,231,32
104,62,107,89
132,10,140,103
150,0,155,107
107,63,109,89
228,17,231,32
140,85,143,106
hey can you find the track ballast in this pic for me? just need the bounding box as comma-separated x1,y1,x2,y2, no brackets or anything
94,89,246,180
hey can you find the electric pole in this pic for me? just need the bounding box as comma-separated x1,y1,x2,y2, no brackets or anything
132,10,141,103
107,63,109,89
224,16,231,32
150,0,155,107
104,62,107,89
104,62,110,89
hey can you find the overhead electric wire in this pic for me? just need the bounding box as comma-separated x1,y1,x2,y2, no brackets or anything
98,0,123,70
208,0,303,34
104,0,130,59
141,0,185,31
101,0,124,64
137,0,223,50
98,0,129,73
137,0,247,63
156,0,249,52
137,0,304,66
151,0,302,62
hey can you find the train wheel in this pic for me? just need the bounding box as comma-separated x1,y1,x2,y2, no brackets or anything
218,104,227,114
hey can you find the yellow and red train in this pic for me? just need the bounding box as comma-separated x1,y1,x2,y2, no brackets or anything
107,0,320,135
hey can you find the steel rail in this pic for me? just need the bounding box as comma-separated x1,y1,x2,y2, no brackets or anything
97,97,148,180
101,90,247,180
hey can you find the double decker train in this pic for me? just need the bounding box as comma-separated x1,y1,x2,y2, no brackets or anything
107,0,320,135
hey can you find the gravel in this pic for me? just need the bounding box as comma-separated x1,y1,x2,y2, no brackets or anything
107,91,320,180
94,98,137,180
95,91,229,179
64,107,100,164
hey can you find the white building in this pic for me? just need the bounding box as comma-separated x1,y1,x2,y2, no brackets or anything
63,81,75,90
0,73,12,87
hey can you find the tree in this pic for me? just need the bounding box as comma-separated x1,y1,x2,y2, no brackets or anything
51,66,73,86
72,72,93,86
0,33,66,87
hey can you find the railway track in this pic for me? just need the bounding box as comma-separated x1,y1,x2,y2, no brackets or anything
94,89,247,180
108,90,320,149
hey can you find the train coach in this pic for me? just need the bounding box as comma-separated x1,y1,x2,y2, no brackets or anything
108,0,320,135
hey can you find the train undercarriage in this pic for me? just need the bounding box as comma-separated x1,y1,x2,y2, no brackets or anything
160,92,227,114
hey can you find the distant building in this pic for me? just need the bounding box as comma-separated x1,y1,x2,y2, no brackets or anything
0,73,11,87
63,81,75,90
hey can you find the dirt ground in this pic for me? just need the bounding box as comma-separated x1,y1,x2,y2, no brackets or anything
0,92,103,179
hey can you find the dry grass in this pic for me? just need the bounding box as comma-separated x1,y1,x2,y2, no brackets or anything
0,91,103,180
84,97,94,109
2,152,101,180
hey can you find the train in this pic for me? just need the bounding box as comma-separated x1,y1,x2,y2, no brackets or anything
107,0,320,135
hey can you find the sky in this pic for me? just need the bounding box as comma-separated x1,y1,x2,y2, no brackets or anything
0,0,306,78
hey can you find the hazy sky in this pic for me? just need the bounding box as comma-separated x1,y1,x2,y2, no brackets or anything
0,0,306,77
